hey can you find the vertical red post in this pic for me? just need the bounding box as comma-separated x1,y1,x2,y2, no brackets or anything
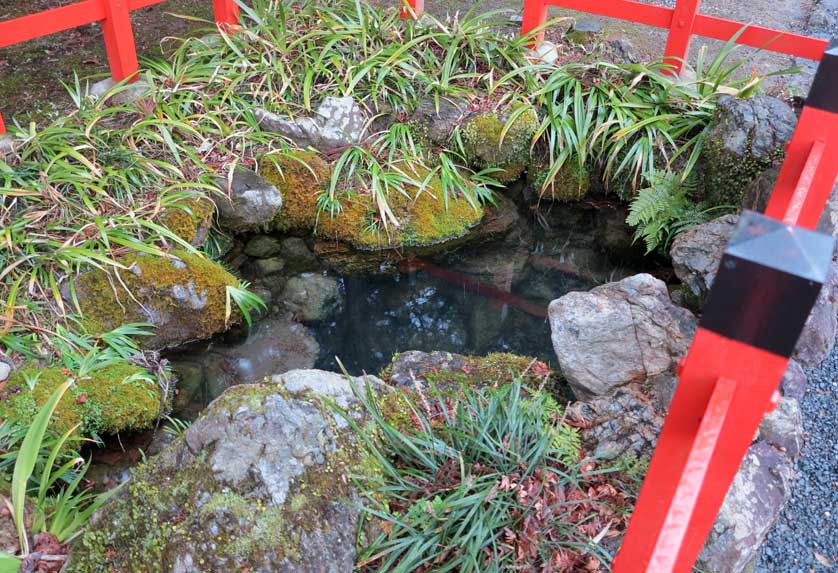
100,0,139,82
400,0,424,19
213,0,240,28
662,0,701,74
765,40,838,230
520,0,548,46
0,112,6,135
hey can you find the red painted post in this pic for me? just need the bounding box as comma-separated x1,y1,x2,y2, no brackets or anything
400,0,424,19
0,112,6,135
520,0,548,45
213,0,240,28
765,41,838,229
612,40,838,573
663,0,701,74
101,0,140,82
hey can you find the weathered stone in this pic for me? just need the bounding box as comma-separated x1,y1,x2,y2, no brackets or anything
697,442,795,573
89,77,152,104
567,17,602,44
243,235,284,258
215,167,283,232
780,359,807,400
671,213,838,367
670,214,739,302
410,97,469,145
388,350,471,388
568,383,664,460
460,104,538,183
701,95,797,206
530,41,560,65
280,237,319,270
757,397,804,457
254,256,285,276
281,273,344,321
257,96,367,150
68,370,384,573
72,251,239,350
548,274,697,398
0,361,9,382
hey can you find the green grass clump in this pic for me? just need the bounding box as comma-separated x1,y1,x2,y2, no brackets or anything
345,380,633,572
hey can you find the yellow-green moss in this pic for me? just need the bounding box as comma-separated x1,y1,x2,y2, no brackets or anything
76,250,239,349
0,363,160,436
157,197,216,246
460,105,538,183
527,159,591,202
259,151,483,250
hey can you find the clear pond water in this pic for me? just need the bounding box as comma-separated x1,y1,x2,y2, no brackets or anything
166,200,657,417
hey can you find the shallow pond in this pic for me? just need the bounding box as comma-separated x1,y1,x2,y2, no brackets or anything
165,199,660,418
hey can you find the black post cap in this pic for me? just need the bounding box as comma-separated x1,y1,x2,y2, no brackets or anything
807,38,838,114
701,210,836,357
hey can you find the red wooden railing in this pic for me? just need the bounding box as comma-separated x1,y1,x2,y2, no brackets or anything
0,0,240,134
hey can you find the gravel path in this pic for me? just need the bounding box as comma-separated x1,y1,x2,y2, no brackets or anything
756,344,838,572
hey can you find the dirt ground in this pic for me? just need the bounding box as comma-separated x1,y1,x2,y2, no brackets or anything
0,0,822,126
0,0,213,124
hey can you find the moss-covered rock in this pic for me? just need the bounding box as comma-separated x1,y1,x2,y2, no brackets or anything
700,95,796,207
460,104,538,183
260,151,484,250
66,369,385,573
0,363,160,436
157,197,215,247
527,157,591,202
74,250,239,350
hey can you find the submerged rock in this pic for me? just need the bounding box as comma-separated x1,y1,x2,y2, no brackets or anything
548,273,697,399
67,369,384,573
215,167,283,232
74,250,240,350
701,95,796,206
460,104,538,183
281,273,344,321
0,363,160,436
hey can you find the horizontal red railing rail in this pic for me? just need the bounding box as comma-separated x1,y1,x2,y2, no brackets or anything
0,0,240,135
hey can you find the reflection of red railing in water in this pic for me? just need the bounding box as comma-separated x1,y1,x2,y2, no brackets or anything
0,0,240,134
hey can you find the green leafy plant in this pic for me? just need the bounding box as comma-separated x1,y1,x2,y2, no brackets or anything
342,379,631,572
225,282,266,327
626,171,728,253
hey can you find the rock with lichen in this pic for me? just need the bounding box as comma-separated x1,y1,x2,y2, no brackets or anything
700,96,796,207
0,363,161,436
157,197,215,247
66,369,385,573
259,150,485,252
460,104,538,183
72,250,240,350
526,155,591,202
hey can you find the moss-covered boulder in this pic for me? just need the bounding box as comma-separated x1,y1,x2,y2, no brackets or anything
0,363,160,436
260,151,484,250
74,250,240,350
460,104,538,183
67,369,385,573
157,197,215,247
527,156,591,202
701,95,796,207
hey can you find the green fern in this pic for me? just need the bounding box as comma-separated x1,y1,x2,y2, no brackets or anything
626,171,718,254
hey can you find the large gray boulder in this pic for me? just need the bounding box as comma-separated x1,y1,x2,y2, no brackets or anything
256,96,367,150
670,214,838,367
701,95,797,206
215,167,283,232
68,370,384,573
548,273,697,398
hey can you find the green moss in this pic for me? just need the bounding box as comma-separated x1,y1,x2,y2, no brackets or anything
259,151,483,250
460,105,538,183
527,158,591,202
0,362,160,436
76,249,239,348
702,136,783,207
157,197,215,246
